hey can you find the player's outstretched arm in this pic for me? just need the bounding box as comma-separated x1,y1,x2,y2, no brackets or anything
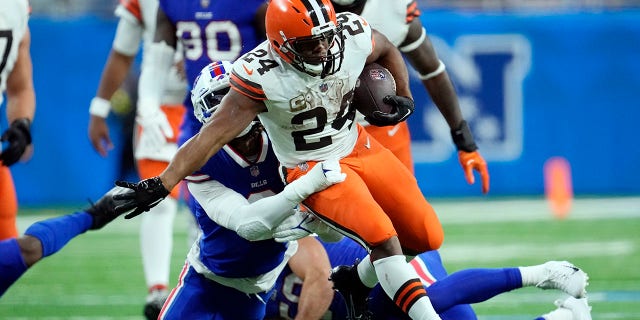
189,159,346,241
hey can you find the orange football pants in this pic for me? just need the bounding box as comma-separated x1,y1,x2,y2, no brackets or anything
285,125,443,255
364,121,414,173
0,166,18,240
135,105,185,199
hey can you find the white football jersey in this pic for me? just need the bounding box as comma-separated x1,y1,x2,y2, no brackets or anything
230,12,373,168
115,0,186,105
0,0,29,106
360,0,414,47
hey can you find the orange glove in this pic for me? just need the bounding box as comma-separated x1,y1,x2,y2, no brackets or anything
458,150,490,194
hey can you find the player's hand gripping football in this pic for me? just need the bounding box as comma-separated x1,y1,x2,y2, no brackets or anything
364,95,415,127
113,177,170,219
451,120,490,194
0,118,32,167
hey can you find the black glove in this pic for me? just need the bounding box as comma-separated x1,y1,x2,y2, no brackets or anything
113,177,170,219
1,118,32,167
364,95,415,127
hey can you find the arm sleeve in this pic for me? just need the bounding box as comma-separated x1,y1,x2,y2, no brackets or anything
137,41,175,117
188,180,304,241
112,15,143,56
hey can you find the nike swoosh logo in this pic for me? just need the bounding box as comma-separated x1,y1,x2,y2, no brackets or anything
242,64,254,75
387,125,400,136
364,136,371,149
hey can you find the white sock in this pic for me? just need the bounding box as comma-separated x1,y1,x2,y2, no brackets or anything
357,255,378,288
373,255,441,320
519,264,545,286
140,198,177,290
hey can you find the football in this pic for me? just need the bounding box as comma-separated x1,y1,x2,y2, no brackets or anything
352,62,397,117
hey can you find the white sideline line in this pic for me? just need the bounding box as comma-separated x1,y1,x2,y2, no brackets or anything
439,240,634,263
433,197,640,224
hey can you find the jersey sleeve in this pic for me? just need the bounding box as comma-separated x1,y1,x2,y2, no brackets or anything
115,0,143,25
405,0,421,24
230,59,267,101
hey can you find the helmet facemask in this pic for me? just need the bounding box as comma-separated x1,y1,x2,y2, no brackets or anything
280,23,345,78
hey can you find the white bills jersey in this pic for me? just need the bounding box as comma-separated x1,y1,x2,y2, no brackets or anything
0,0,29,106
229,12,374,168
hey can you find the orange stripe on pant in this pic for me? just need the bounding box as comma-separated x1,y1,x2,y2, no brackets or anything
0,166,18,240
286,125,443,254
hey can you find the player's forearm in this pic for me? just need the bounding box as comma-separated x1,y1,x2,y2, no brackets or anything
421,73,464,129
6,29,35,122
95,51,134,101
295,273,334,320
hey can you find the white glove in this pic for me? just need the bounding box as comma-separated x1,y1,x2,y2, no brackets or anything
272,208,343,243
136,111,174,152
284,158,346,202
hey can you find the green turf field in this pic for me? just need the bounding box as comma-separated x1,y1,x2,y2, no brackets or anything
1,197,638,319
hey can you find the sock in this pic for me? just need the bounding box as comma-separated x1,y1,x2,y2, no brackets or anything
427,267,522,312
357,255,378,288
140,198,176,289
0,238,28,297
23,212,92,257
374,255,440,320
519,264,546,286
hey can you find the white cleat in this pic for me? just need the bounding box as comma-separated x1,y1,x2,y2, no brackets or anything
554,296,593,320
536,261,589,298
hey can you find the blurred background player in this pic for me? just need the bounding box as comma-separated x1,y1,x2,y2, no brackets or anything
86,0,188,316
265,236,592,320
0,0,35,241
331,0,489,188
117,61,345,319
0,186,128,298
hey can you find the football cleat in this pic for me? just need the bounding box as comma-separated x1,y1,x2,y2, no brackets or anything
86,186,129,230
144,288,169,320
554,296,593,320
329,262,372,320
536,261,589,298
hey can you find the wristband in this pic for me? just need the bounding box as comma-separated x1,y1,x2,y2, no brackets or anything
451,120,478,152
89,97,111,118
418,59,446,81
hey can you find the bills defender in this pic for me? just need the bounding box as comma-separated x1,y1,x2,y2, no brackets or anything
0,0,35,240
86,0,189,315
114,0,448,319
138,61,345,319
265,236,592,320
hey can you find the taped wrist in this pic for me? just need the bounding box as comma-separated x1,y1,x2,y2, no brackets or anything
451,120,477,152
11,118,32,144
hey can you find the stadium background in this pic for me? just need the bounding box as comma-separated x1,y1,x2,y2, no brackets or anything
4,0,639,205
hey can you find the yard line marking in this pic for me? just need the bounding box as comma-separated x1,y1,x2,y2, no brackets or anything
439,240,634,262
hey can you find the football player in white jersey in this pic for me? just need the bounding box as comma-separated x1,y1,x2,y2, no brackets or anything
0,0,35,241
332,0,490,187
114,0,449,319
85,0,188,316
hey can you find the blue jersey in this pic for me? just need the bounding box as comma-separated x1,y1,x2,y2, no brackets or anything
190,131,287,278
159,0,267,145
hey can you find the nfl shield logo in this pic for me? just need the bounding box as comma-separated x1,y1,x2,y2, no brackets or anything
297,162,309,171
369,69,386,81
319,83,328,92
250,166,260,177
200,0,210,8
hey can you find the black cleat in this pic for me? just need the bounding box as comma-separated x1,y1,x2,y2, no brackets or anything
330,262,372,320
144,288,169,320
86,187,128,230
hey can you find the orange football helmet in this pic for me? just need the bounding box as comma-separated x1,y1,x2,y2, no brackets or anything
266,0,345,78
